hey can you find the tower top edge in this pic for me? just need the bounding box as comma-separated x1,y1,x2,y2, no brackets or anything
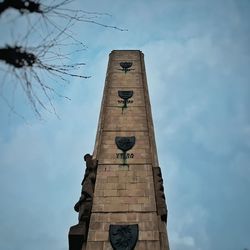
109,50,144,55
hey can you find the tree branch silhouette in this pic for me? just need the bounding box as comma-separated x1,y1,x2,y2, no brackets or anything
0,0,126,118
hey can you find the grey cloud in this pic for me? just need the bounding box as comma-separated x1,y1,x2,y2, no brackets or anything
0,0,250,250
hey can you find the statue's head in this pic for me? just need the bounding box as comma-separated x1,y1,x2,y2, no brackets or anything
84,154,92,162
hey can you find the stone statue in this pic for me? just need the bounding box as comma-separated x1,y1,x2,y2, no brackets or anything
153,167,168,222
74,154,98,222
68,154,98,250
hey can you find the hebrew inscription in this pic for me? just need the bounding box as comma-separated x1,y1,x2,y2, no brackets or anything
116,153,134,159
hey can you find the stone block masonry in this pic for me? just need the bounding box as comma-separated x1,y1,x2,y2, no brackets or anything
69,50,169,250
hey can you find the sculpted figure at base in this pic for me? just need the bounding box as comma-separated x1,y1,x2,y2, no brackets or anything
153,167,168,222
68,154,98,250
74,154,98,220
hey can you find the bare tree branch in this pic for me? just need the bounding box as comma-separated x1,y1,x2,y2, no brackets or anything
0,0,127,118
0,0,42,15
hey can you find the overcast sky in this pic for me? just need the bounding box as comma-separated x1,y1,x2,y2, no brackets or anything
0,0,249,250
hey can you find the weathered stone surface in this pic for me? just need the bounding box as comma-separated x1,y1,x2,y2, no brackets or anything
70,50,169,250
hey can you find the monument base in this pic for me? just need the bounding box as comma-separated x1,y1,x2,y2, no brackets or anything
68,223,87,250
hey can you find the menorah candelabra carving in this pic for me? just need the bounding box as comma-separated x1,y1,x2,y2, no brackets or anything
119,62,134,73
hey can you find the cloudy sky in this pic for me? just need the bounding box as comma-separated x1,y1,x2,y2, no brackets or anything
0,0,249,249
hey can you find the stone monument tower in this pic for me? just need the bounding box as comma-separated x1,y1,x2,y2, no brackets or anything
69,50,169,250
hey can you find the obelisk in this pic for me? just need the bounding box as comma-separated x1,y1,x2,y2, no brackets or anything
69,50,169,250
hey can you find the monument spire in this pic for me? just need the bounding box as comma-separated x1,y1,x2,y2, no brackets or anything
69,50,170,250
